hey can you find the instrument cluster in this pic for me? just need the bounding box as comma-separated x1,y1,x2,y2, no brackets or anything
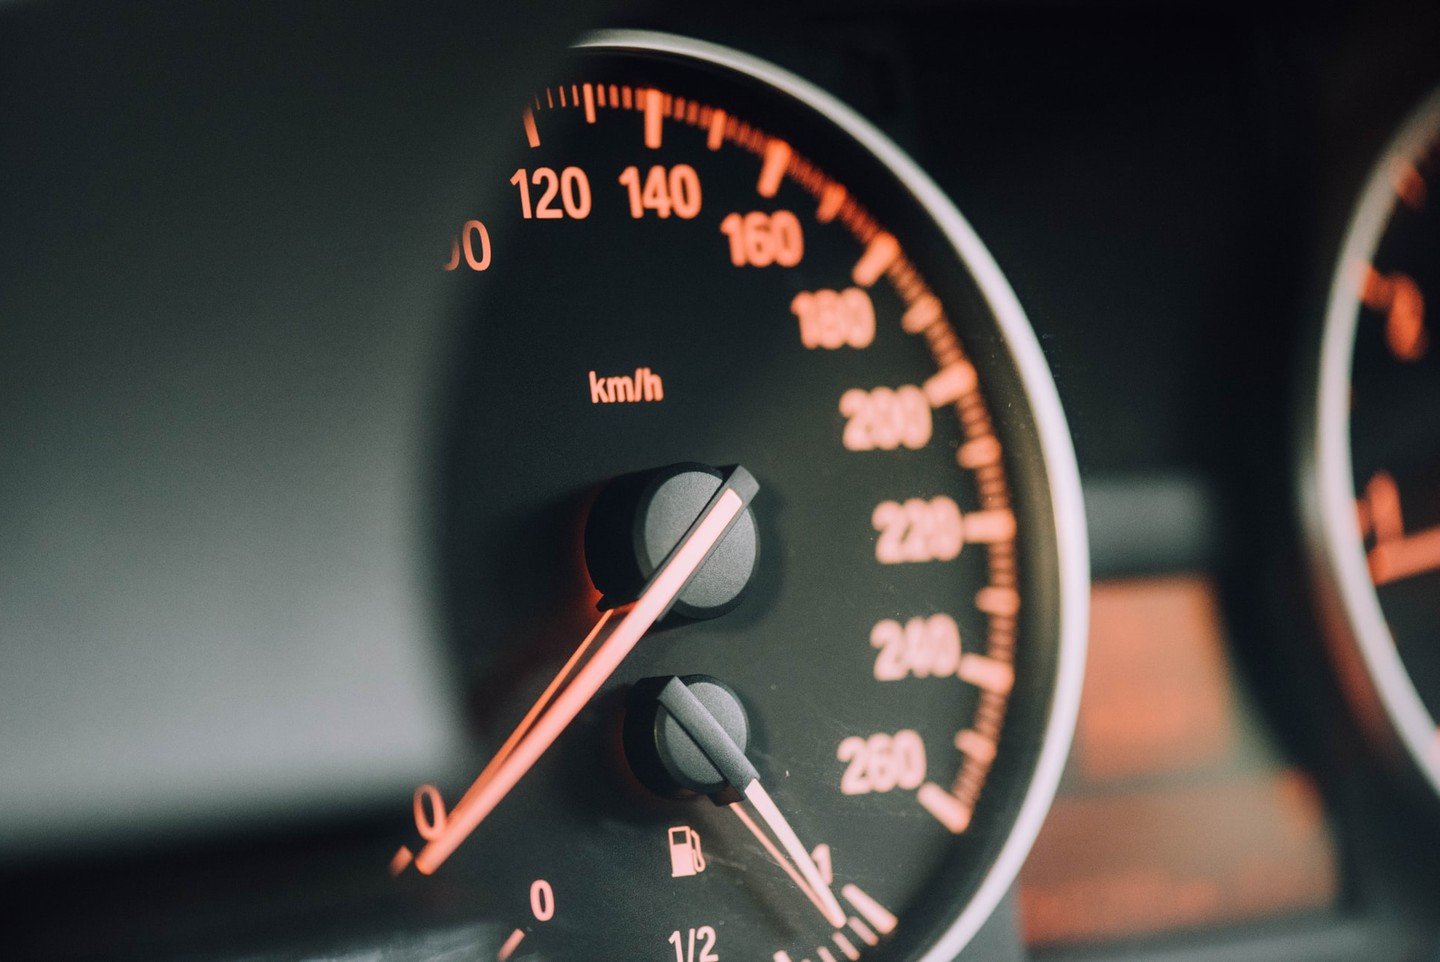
1,2,1438,960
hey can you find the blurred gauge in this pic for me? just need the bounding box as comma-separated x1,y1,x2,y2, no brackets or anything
1306,85,1440,800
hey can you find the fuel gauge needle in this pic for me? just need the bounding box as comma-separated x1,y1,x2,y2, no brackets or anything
413,466,759,875
656,678,848,928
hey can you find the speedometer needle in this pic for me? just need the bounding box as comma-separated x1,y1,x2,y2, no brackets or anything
414,466,760,875
656,677,848,928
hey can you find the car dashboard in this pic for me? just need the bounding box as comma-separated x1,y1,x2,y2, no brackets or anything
2,2,1439,960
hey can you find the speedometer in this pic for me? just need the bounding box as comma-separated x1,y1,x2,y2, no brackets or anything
1307,85,1440,801
394,31,1087,961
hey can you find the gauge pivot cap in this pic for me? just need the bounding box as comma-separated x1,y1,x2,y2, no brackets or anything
585,463,760,619
624,674,751,801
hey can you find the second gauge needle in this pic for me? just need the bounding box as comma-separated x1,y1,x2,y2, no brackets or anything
414,466,760,875
656,678,848,928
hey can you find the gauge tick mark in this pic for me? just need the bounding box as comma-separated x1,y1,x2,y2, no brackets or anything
496,928,525,962
853,233,899,287
759,140,791,198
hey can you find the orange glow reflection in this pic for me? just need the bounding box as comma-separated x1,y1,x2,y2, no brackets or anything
1020,576,1338,947
1075,577,1233,780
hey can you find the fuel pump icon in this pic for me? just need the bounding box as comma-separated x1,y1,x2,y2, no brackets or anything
668,825,706,878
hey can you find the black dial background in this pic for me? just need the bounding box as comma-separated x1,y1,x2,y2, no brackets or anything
1350,137,1440,724
425,47,1063,961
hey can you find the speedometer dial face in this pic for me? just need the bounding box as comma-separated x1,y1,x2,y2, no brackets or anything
1310,86,1440,799
397,32,1087,962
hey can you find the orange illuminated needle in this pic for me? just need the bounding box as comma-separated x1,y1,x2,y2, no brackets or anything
412,467,760,875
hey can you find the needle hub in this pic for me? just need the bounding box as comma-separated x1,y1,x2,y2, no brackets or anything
585,463,760,619
624,674,752,801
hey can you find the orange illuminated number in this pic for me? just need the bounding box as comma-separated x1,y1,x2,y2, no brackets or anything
444,219,492,272
873,497,964,564
1358,470,1404,545
871,615,962,681
619,164,702,219
559,167,592,218
719,210,803,267
669,166,702,218
412,784,447,841
510,168,531,218
792,287,875,349
838,730,927,795
1356,469,1440,585
530,879,555,921
1362,265,1428,361
511,167,592,220
840,386,932,450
